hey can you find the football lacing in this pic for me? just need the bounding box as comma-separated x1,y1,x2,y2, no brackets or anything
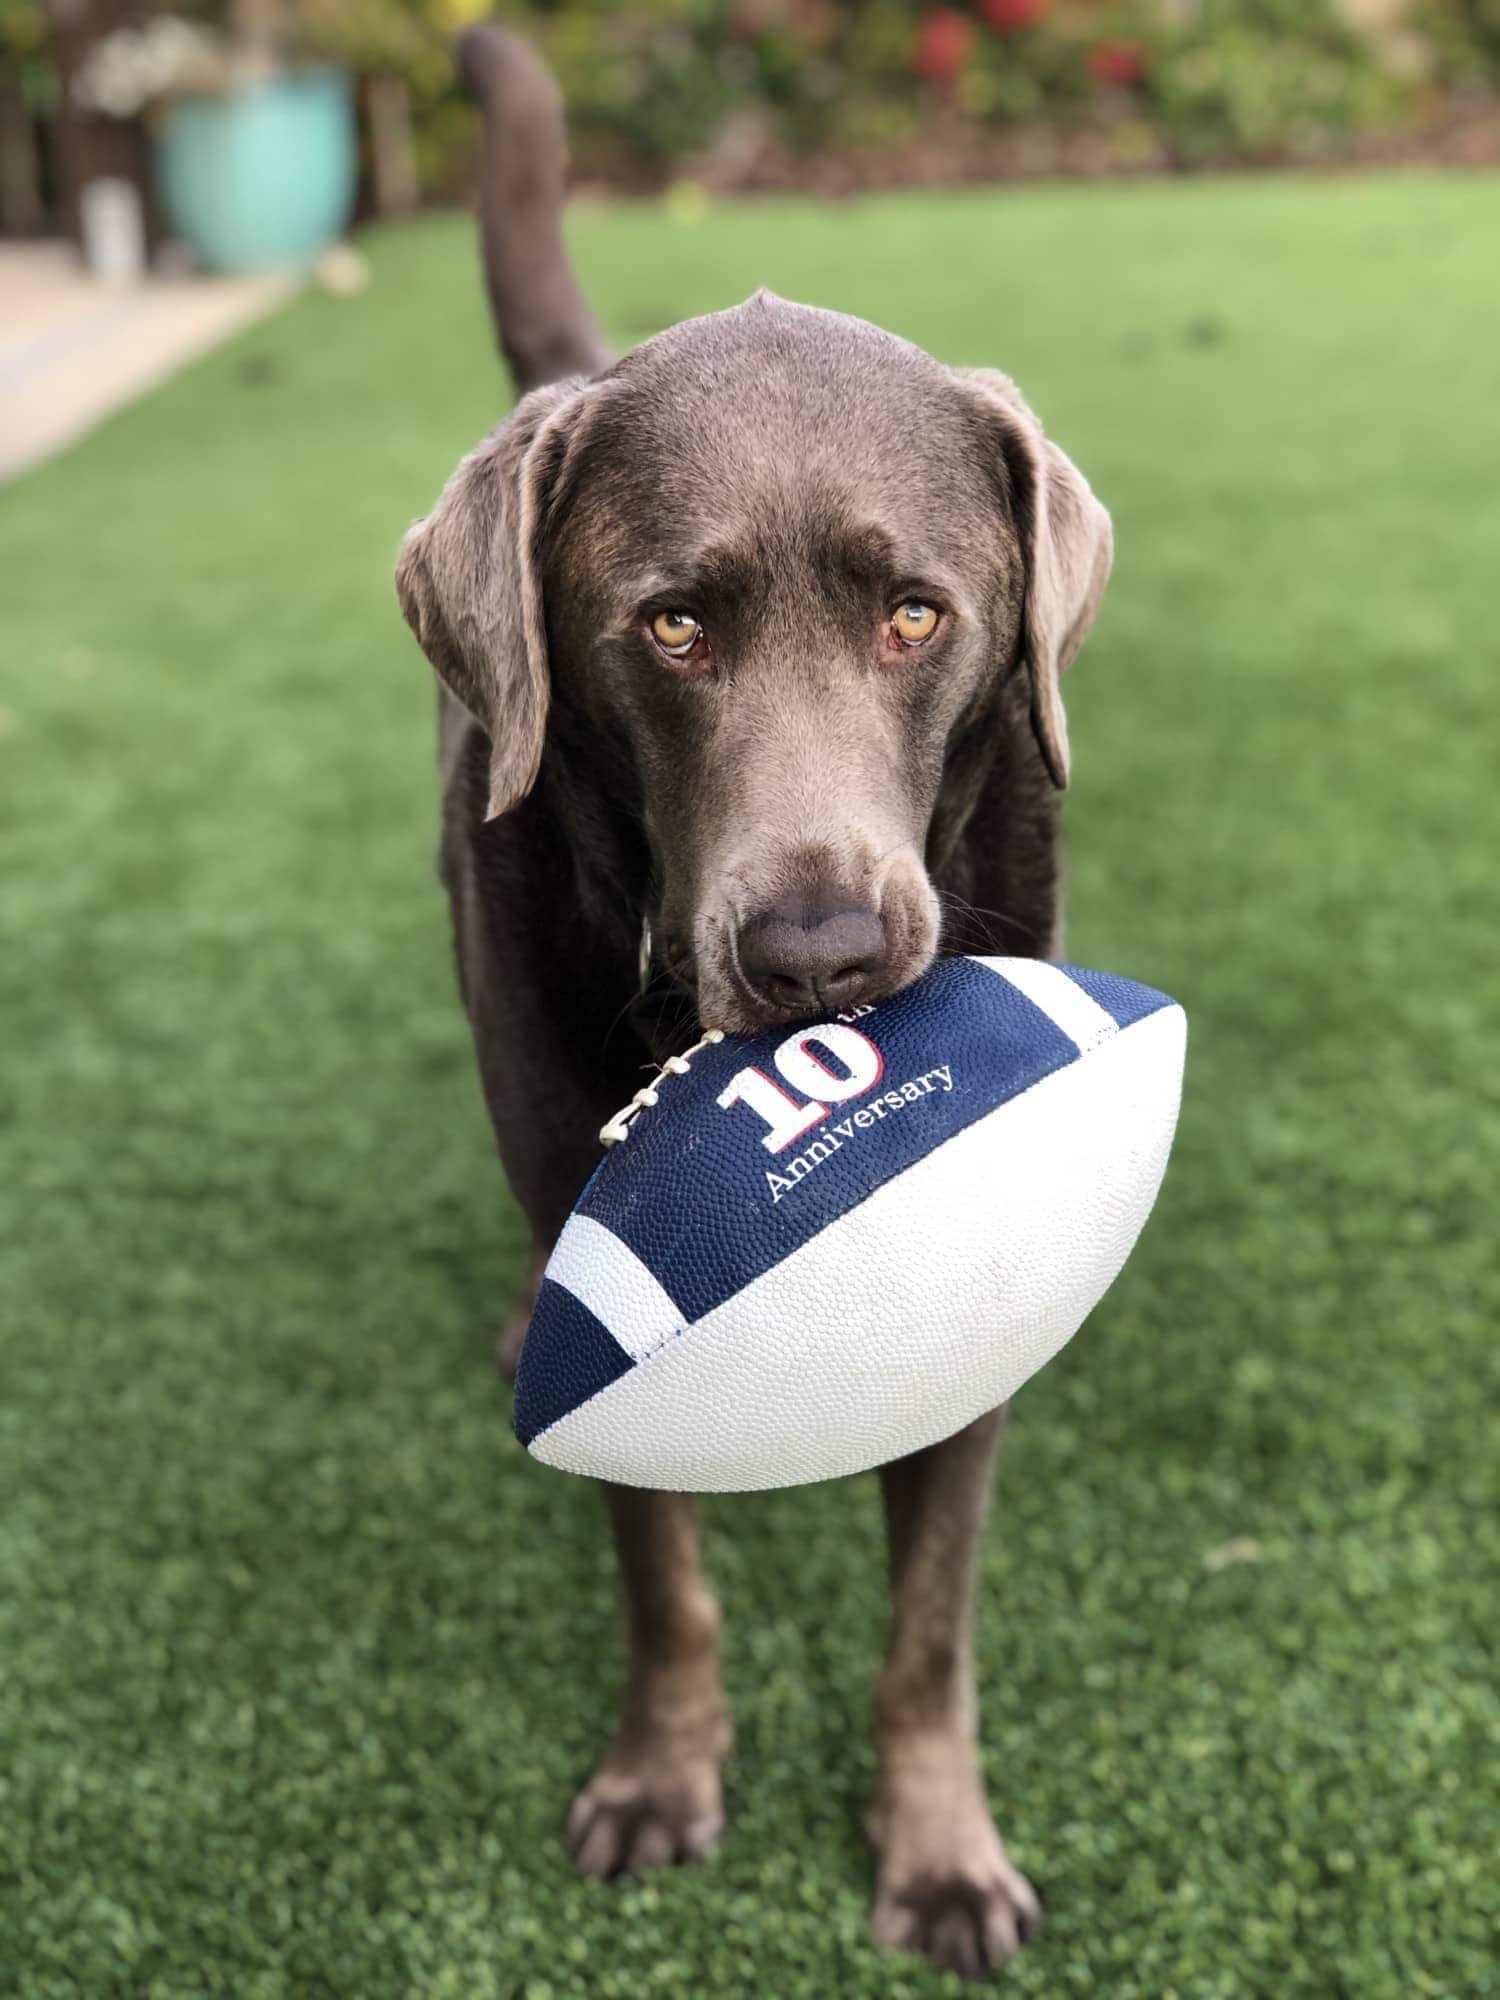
599,1027,727,1148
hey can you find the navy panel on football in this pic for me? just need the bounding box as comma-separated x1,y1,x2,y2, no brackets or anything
513,1279,634,1446
577,955,1082,1326
1060,964,1174,1031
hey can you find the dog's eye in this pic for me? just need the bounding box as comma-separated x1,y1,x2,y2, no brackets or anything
650,610,703,656
891,602,939,647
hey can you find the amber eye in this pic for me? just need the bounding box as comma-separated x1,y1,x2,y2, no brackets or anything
650,610,702,656
891,601,939,646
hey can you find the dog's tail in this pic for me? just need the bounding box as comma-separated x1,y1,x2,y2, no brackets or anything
456,25,612,396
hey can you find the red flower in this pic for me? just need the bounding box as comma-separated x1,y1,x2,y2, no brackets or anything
1087,40,1147,87
912,8,974,88
980,0,1050,32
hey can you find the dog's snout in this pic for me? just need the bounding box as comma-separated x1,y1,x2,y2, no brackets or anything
736,895,888,1016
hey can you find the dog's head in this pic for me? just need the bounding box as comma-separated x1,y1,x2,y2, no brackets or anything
396,294,1110,1032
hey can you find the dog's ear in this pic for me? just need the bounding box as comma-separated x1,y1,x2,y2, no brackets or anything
395,379,588,820
952,368,1113,789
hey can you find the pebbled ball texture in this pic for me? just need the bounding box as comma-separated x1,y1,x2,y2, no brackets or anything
514,957,1186,1491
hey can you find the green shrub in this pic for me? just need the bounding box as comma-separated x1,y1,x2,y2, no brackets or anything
484,0,1409,177
1139,0,1405,164
1419,0,1500,83
12,0,1494,202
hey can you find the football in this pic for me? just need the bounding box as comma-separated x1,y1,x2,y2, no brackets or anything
514,956,1186,1491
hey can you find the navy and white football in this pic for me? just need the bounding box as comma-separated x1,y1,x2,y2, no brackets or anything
514,956,1185,1492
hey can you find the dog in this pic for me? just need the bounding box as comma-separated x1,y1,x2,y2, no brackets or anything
395,27,1111,1981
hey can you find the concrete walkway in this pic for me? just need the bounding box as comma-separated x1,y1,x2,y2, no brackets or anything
0,243,295,483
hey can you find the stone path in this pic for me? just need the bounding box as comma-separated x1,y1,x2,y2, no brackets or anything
0,243,294,483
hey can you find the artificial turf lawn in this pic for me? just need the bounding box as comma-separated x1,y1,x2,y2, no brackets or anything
2,172,1498,1999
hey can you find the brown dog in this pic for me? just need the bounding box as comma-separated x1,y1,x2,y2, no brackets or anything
395,28,1112,1981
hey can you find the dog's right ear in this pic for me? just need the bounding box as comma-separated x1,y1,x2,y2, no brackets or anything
395,379,588,821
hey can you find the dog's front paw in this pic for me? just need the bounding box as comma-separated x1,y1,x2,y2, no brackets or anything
568,1744,726,1879
869,1787,1041,1981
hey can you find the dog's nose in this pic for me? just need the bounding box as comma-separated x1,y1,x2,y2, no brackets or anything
737,896,888,1016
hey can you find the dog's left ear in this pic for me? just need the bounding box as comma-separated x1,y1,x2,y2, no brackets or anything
952,368,1113,789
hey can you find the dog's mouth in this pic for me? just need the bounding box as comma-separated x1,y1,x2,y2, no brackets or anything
713,956,932,1038
625,928,706,1059
642,920,817,1041
647,846,942,1040
705,898,940,1037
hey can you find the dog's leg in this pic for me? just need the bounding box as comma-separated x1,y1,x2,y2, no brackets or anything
869,1410,1041,1980
569,1485,730,1878
495,1245,545,1381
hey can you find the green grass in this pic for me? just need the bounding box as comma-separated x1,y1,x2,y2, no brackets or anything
3,173,1498,1998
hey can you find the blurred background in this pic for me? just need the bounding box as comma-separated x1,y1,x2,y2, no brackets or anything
2,5,1498,1998
7,0,1500,463
5,1,1500,251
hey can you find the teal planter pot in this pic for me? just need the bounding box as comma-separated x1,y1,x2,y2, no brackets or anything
155,68,355,274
